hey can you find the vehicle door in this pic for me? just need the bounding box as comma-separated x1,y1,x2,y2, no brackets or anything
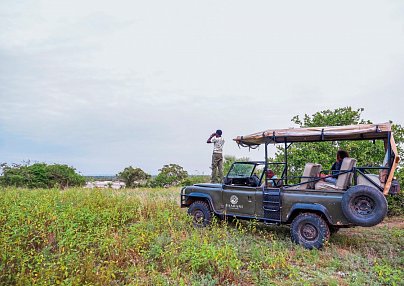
222,163,264,217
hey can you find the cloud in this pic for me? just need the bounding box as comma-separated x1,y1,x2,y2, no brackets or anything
1,0,404,174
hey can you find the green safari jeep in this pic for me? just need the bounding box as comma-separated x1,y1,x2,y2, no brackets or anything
181,123,400,249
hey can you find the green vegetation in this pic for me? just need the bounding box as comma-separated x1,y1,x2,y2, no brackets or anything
387,192,404,216
117,166,151,188
151,164,189,188
182,175,210,186
116,164,190,188
272,107,404,182
0,163,85,189
0,187,402,285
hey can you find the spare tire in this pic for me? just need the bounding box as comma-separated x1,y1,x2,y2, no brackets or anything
342,185,387,227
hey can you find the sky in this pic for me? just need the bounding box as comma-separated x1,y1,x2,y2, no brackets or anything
1,0,404,175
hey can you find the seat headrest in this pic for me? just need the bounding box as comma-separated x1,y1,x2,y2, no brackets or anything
336,158,357,189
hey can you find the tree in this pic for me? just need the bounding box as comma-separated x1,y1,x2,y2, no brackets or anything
272,107,403,181
47,164,86,188
117,166,151,188
152,164,188,187
0,162,85,189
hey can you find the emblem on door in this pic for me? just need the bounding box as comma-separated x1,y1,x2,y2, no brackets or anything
230,195,239,205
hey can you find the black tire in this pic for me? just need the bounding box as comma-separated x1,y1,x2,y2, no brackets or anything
290,213,330,249
188,201,212,228
342,185,387,227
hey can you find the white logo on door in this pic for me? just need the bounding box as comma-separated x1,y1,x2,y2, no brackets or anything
230,195,238,205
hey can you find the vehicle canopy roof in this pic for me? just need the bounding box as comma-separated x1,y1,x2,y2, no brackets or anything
234,122,400,195
234,122,392,146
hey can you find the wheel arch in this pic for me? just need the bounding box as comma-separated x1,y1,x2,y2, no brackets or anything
286,203,333,225
183,193,216,213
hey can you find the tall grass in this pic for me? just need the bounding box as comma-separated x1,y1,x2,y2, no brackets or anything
0,187,402,285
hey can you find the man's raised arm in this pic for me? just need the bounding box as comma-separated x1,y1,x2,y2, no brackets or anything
207,133,216,143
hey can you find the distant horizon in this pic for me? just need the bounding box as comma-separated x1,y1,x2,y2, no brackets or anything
83,173,210,177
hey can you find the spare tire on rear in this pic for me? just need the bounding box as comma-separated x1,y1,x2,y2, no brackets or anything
342,185,387,227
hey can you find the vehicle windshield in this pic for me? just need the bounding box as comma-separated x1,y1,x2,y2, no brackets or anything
227,162,264,178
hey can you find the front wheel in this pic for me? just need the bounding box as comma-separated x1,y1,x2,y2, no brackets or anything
290,213,330,249
188,201,212,227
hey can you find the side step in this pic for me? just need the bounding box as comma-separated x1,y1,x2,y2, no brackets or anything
263,189,281,222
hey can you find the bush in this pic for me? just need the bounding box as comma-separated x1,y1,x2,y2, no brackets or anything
0,162,85,189
182,175,210,186
387,192,404,216
117,166,151,188
151,164,188,187
386,167,404,216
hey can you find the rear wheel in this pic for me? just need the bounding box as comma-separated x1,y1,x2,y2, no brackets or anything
290,213,330,249
342,185,387,227
188,201,212,227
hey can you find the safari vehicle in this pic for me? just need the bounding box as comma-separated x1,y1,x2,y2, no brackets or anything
181,123,400,249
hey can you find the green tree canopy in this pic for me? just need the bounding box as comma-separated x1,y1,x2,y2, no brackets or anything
271,107,403,183
0,162,85,189
152,164,188,187
117,166,151,188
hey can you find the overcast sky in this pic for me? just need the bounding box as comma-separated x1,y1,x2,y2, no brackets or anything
1,0,404,175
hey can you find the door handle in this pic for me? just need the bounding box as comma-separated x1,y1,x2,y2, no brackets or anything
248,195,252,202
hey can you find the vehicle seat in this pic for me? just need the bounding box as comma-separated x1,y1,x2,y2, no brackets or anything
357,165,388,188
249,175,260,187
315,158,357,191
287,163,322,190
357,174,382,188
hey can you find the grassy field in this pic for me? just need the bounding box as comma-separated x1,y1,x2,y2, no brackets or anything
0,187,402,286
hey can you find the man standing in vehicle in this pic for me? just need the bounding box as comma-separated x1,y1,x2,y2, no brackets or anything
207,130,225,183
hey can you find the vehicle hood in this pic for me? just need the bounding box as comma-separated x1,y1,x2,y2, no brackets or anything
193,183,222,188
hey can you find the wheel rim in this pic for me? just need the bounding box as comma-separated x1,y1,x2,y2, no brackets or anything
300,223,318,241
352,196,375,216
193,209,205,224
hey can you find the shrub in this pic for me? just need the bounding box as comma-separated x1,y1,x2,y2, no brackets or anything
385,166,403,216
0,162,85,189
152,164,188,187
117,166,151,188
387,192,404,216
181,175,210,186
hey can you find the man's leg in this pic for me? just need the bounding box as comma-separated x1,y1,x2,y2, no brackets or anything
211,154,218,183
217,154,223,183
324,177,337,184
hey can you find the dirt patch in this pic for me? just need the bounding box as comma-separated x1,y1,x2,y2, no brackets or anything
338,216,403,238
376,217,404,229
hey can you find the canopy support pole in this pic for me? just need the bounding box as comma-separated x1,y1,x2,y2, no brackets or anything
387,131,391,170
284,141,288,185
265,142,268,186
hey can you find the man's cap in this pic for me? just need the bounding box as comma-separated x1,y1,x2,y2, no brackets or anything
216,129,222,135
